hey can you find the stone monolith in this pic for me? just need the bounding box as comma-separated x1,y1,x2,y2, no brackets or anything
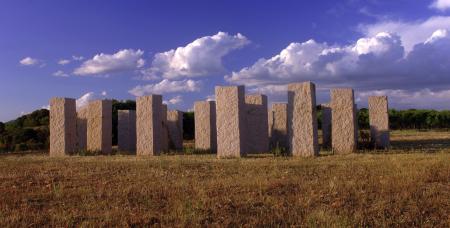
331,88,357,154
161,104,169,152
136,95,162,155
321,103,332,148
118,110,136,152
194,101,217,152
269,103,288,150
368,96,390,149
76,106,88,151
87,100,112,154
245,94,269,153
167,110,183,150
50,98,77,156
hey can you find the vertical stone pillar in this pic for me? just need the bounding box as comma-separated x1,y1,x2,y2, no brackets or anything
87,100,112,154
167,110,184,150
269,103,288,150
118,110,136,152
288,82,319,157
245,94,269,153
331,88,357,154
76,107,88,151
136,95,162,156
49,97,76,156
161,104,169,152
194,101,217,152
368,96,390,149
215,85,246,158
321,103,332,148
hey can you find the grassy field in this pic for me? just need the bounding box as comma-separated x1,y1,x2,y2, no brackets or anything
0,130,449,226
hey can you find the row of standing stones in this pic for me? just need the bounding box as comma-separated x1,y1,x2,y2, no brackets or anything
49,82,389,158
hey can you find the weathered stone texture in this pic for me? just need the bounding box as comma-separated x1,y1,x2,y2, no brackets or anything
288,82,319,157
87,100,112,154
245,94,269,153
50,98,77,156
215,86,246,158
167,110,184,150
368,96,390,149
321,103,332,148
161,104,169,152
136,95,162,156
194,101,217,152
76,107,88,151
269,103,288,150
118,110,136,152
331,88,357,154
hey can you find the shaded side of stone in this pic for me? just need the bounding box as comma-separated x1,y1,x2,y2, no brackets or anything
321,103,332,149
194,101,217,152
331,88,357,154
118,110,136,152
368,96,390,149
87,100,112,154
167,110,184,150
215,86,246,158
136,95,162,156
245,94,269,153
288,82,319,157
269,103,288,150
161,104,169,152
76,107,88,151
50,98,77,156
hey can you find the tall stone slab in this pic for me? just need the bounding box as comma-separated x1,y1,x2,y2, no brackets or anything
269,103,288,150
161,104,169,152
321,103,332,148
118,110,136,152
76,107,88,151
136,95,162,156
215,86,246,158
331,88,357,154
245,94,269,153
167,110,184,150
288,82,319,157
50,98,77,156
87,100,112,154
368,96,390,149
194,101,217,152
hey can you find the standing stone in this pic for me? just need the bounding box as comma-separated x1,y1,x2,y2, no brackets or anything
288,82,319,157
87,100,112,154
215,86,246,158
167,110,184,150
118,110,136,152
50,98,77,156
136,95,162,156
321,103,332,148
161,104,169,152
76,107,88,151
269,103,288,150
194,101,217,152
245,94,269,153
368,96,390,149
331,88,357,154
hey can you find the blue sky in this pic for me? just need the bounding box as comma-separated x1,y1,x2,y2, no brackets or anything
2,0,450,121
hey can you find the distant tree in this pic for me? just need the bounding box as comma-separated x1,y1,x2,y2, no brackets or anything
0,122,4,134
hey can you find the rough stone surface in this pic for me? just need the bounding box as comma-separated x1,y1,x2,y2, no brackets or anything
161,104,169,152
194,101,217,152
321,103,332,148
269,103,288,150
331,88,357,154
215,86,246,158
368,96,390,149
50,98,77,156
136,95,162,156
87,100,112,154
118,110,136,152
245,94,269,153
76,107,88,151
288,82,319,157
167,110,184,150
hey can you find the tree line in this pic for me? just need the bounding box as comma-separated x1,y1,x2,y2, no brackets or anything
1,101,450,152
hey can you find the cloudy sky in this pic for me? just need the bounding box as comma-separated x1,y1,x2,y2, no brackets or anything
2,0,450,121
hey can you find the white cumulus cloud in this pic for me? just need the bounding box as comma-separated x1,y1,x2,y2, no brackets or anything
74,49,145,76
142,32,250,80
166,95,183,105
52,70,69,77
19,57,39,66
58,59,70,65
430,0,450,11
76,92,108,109
128,79,201,96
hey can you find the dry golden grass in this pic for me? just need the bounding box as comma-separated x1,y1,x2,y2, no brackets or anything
0,130,449,226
